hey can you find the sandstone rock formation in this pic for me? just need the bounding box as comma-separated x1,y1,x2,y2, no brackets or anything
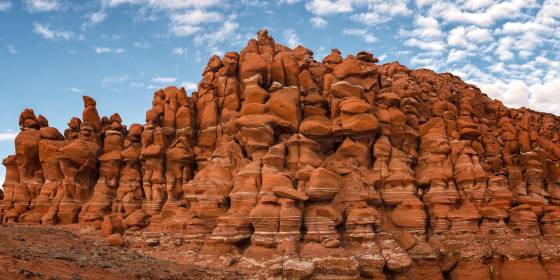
3,30,560,279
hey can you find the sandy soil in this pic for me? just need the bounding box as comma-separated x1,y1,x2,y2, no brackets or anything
0,224,241,280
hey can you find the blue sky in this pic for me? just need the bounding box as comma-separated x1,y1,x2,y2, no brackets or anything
0,0,559,183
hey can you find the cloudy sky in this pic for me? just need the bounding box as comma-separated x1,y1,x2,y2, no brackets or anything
0,0,559,183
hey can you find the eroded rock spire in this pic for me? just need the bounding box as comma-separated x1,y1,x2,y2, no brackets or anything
2,30,560,279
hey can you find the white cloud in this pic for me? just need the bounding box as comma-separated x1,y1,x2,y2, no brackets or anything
400,15,443,40
310,16,328,28
84,10,107,28
180,81,198,92
0,1,12,12
433,0,538,27
173,47,188,55
350,0,412,25
451,63,496,84
446,49,469,63
400,15,446,54
193,16,240,47
528,78,560,113
68,87,83,93
170,25,201,36
480,80,531,109
305,0,353,16
24,0,60,13
101,74,131,87
342,28,377,43
404,37,445,51
147,0,222,9
98,0,230,40
170,10,221,26
95,47,112,54
461,0,494,10
129,82,145,88
0,132,17,141
152,76,177,84
170,10,223,37
0,131,17,141
282,29,300,48
100,0,224,38
409,52,445,70
415,0,437,8
281,0,301,4
33,23,73,41
133,41,150,48
101,0,221,9
499,21,553,34
447,25,493,48
95,47,125,54
495,36,514,61
169,10,222,37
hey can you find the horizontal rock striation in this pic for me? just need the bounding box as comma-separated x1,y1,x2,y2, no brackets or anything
3,30,560,279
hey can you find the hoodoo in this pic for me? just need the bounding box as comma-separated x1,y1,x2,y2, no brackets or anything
2,30,560,279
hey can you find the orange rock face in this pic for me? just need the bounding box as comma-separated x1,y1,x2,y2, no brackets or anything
3,30,560,279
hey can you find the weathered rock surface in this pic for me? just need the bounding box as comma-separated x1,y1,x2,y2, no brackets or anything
3,30,560,279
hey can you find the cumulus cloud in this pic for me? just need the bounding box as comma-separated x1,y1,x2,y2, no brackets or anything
447,25,493,48
170,10,222,37
350,0,412,25
133,41,150,49
409,16,443,39
0,131,17,141
282,29,300,48
447,49,469,63
342,28,377,43
0,1,12,12
400,15,446,54
99,0,225,38
173,47,188,56
84,10,107,28
33,23,73,41
433,0,539,27
101,74,130,87
193,15,240,47
95,47,111,54
170,25,200,36
281,0,301,4
310,16,328,28
495,37,514,61
404,37,445,51
151,76,177,84
68,87,83,93
171,10,221,26
101,0,221,10
24,0,60,13
305,0,353,16
180,81,198,92
95,47,124,54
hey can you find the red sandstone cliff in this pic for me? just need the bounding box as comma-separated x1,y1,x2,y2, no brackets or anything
2,30,560,279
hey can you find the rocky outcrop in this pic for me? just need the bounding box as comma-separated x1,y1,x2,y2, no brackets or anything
3,30,560,279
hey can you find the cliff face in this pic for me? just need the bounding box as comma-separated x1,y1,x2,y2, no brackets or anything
2,30,560,279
